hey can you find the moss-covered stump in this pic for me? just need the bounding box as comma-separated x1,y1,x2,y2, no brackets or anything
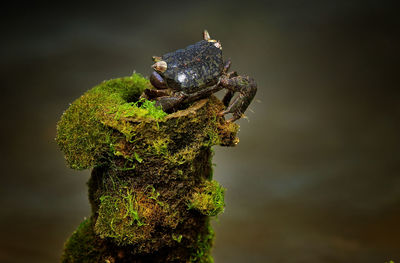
57,73,239,262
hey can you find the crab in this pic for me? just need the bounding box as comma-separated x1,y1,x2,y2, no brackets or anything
143,30,257,122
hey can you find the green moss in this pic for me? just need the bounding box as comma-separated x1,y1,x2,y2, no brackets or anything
190,220,215,263
105,98,166,141
94,184,176,246
56,73,156,170
95,187,147,245
61,218,107,263
58,73,241,261
137,98,168,119
146,185,166,207
150,137,171,156
203,115,221,146
172,233,183,243
57,75,239,171
188,180,225,217
105,96,239,169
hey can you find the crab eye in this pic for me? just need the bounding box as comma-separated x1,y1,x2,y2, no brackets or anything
152,61,168,73
213,41,222,50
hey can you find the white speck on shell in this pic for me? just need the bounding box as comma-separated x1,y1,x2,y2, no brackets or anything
177,73,187,83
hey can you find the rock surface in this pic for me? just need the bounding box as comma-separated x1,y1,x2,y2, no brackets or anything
56,73,239,262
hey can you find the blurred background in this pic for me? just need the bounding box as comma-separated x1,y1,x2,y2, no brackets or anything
1,0,399,262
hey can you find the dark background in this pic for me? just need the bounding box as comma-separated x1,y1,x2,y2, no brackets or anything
1,1,399,262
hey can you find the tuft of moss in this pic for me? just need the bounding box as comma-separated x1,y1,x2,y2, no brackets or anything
61,218,108,263
188,180,225,217
56,73,161,170
190,220,215,263
94,184,177,246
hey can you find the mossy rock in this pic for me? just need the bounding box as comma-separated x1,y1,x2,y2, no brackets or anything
56,73,238,170
56,74,152,170
57,74,239,262
62,217,215,263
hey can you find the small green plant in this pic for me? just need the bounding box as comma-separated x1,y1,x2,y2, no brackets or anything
133,152,143,163
146,185,165,207
172,233,183,243
123,189,145,227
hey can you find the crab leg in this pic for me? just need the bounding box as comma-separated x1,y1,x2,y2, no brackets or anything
222,90,235,107
221,68,238,107
155,93,186,112
181,84,224,104
223,59,231,73
218,75,257,122
144,88,170,99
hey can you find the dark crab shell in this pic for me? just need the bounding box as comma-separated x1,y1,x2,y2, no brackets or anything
160,40,224,94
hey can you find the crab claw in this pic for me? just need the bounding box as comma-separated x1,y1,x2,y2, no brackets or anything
151,60,167,73
218,75,257,122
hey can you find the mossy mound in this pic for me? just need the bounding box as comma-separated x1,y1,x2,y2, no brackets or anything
56,73,238,170
57,74,239,262
56,74,155,170
61,217,215,263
